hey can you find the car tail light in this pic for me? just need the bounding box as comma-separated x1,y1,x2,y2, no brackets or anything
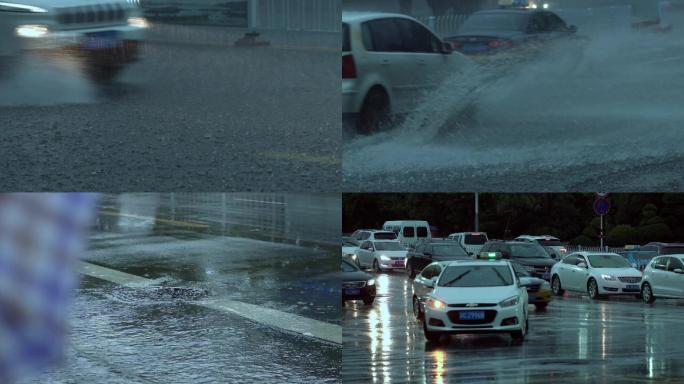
342,54,356,79
449,40,463,48
560,247,567,253
488,39,512,49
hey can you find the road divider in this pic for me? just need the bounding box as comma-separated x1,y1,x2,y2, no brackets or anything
78,261,342,345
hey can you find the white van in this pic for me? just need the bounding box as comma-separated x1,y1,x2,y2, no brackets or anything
0,0,148,80
382,220,431,248
447,232,489,256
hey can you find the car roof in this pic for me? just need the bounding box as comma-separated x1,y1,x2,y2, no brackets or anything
441,260,510,267
568,251,621,257
655,254,684,259
473,8,537,15
342,11,418,23
646,242,684,247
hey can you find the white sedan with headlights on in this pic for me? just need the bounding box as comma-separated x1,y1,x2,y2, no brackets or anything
422,253,529,343
0,0,148,80
356,239,407,272
550,252,642,300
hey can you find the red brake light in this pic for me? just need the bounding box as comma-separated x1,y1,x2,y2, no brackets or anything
488,39,512,49
342,54,356,79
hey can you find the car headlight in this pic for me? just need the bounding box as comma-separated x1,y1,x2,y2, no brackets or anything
0,2,47,12
601,274,616,281
428,298,446,310
499,296,519,307
380,255,390,261
128,16,149,29
15,24,48,38
367,279,375,286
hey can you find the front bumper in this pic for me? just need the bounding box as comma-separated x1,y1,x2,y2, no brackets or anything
599,279,642,294
378,258,405,270
425,304,524,334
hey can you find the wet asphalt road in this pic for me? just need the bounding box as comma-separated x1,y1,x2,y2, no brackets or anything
20,194,340,383
342,13,684,192
0,26,340,192
343,272,684,383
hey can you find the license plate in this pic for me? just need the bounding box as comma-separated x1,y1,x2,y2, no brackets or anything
392,261,404,267
627,284,639,290
83,31,122,50
344,288,360,296
542,272,550,280
459,311,485,320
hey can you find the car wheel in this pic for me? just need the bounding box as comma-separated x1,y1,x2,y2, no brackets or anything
362,294,375,305
641,282,655,304
413,296,423,320
372,259,382,273
423,316,442,343
587,278,601,300
551,275,564,296
358,87,390,134
534,302,548,310
511,317,527,341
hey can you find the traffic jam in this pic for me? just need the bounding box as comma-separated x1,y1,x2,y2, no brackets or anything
341,194,684,382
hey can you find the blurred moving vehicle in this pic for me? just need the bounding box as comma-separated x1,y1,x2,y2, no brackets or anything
356,239,408,272
510,260,552,309
480,240,556,280
444,8,578,58
342,259,376,305
0,0,148,80
421,254,530,343
349,229,398,246
342,239,361,268
550,252,642,300
640,255,684,304
342,11,473,133
447,231,489,256
514,235,567,259
405,239,471,278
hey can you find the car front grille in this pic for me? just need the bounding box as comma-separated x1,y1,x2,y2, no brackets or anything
447,303,497,308
447,310,497,324
342,281,366,289
56,3,128,26
618,276,641,283
390,257,404,261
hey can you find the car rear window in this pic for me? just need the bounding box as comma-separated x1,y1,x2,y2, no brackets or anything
510,244,550,258
417,227,428,238
343,23,350,52
464,234,487,245
537,239,561,246
374,232,397,240
662,246,684,255
460,13,528,32
403,227,415,237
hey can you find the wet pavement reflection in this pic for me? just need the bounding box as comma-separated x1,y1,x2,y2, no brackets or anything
20,194,340,383
343,272,684,383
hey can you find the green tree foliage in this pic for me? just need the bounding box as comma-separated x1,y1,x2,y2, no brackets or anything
607,225,638,247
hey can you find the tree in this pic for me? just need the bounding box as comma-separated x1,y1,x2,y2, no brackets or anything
607,225,638,246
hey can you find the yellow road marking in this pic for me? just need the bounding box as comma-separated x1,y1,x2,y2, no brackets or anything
261,151,340,166
98,211,209,229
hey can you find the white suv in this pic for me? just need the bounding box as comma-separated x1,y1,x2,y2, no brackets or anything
640,255,684,303
1,0,147,80
342,12,472,133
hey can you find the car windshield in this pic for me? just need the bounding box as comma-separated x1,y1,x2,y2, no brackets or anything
432,245,468,257
341,260,358,272
588,254,631,268
374,242,404,251
460,13,528,32
373,232,397,240
510,244,550,258
438,265,513,287
661,246,684,255
464,234,487,245
537,239,561,246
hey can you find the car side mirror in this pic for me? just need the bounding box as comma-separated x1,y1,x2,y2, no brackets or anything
568,25,578,34
427,277,438,287
441,41,453,54
577,262,587,268
674,268,683,274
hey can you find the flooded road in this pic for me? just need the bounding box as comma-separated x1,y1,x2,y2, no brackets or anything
343,272,684,383
342,12,684,191
18,193,340,383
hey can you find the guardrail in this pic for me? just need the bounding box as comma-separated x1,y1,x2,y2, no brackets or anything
140,0,341,32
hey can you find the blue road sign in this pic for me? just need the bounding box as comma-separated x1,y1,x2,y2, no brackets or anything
594,198,610,216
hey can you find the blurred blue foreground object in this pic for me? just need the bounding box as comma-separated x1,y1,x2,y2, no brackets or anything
0,193,97,383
